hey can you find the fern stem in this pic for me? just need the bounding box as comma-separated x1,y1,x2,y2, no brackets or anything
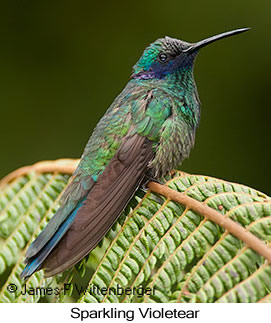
148,181,271,263
0,159,79,188
257,292,271,303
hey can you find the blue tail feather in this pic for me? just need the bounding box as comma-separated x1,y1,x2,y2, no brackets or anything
20,200,84,279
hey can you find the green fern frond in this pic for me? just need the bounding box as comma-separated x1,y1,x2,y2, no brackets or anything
0,160,271,303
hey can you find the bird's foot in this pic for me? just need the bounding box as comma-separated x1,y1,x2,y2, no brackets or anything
141,173,162,191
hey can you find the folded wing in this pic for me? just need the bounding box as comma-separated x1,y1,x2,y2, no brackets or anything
41,133,153,276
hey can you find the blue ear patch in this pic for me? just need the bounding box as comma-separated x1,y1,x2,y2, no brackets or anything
135,51,196,80
150,60,176,79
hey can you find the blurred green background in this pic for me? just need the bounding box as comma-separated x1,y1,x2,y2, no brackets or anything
0,0,270,194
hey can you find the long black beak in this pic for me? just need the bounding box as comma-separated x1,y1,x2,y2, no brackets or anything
184,28,250,53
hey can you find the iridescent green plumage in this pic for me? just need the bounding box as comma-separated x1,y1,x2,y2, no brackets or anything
21,28,249,278
77,71,199,180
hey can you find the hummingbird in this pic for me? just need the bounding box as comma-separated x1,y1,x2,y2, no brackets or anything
21,28,249,279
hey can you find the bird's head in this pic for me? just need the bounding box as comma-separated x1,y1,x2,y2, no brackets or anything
132,28,249,80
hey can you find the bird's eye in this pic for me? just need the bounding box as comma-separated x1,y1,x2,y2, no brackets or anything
158,53,168,63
